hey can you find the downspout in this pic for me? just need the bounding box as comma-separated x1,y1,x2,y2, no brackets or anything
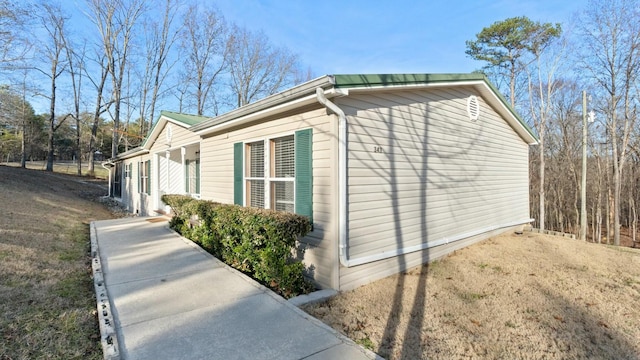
101,160,115,198
316,87,535,268
315,88,350,267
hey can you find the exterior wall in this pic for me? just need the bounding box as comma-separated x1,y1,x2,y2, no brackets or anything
120,153,153,216
149,121,201,214
200,107,339,289
149,121,200,152
336,87,531,290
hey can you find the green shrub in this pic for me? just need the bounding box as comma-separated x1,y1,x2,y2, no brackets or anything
161,195,314,298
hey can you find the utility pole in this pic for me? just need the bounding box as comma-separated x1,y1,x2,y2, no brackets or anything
580,91,587,241
581,91,595,241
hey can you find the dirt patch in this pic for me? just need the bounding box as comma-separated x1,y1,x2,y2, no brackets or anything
0,165,119,359
302,232,640,359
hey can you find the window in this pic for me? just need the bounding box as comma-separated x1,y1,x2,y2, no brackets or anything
113,163,122,197
270,135,295,213
245,141,265,208
234,129,312,222
124,163,131,179
185,158,200,195
139,160,150,195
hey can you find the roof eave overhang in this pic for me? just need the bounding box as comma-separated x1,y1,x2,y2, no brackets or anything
192,73,537,146
111,147,149,161
194,76,339,136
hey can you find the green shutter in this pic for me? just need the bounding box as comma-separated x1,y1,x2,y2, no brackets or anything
146,160,151,195
295,129,313,223
185,159,190,193
137,162,140,193
195,159,200,194
233,142,243,205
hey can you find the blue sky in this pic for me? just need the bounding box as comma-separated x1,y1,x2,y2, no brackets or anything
213,0,584,76
23,0,586,115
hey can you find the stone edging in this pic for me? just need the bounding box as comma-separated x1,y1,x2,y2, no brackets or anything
527,227,576,239
90,222,121,360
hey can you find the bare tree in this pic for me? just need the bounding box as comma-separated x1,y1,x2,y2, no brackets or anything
87,0,146,158
180,3,227,116
63,33,85,175
525,24,563,231
227,25,299,107
137,0,180,135
37,2,70,172
85,53,111,176
577,0,640,245
0,0,29,67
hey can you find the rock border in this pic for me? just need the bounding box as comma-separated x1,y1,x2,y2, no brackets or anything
90,222,121,360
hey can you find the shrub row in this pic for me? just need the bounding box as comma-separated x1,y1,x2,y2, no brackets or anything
162,194,314,298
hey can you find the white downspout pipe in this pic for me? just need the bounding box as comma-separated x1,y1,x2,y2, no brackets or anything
315,88,351,267
101,160,114,197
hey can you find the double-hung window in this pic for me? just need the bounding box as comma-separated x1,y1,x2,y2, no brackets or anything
185,158,200,196
234,129,312,222
139,160,150,195
245,141,265,208
270,135,295,213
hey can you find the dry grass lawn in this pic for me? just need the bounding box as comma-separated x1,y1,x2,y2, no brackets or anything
0,166,116,359
303,232,640,360
2,161,109,179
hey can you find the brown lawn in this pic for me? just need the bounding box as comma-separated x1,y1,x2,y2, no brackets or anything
0,165,116,359
303,232,640,360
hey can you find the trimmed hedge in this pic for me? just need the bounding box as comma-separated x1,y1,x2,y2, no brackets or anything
162,194,314,298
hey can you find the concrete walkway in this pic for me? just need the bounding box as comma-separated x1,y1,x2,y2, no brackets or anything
91,217,378,360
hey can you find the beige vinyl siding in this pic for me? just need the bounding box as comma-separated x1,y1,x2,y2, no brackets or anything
199,107,339,289
149,121,200,152
126,154,153,216
149,121,201,213
340,225,523,291
168,151,183,194
337,87,530,290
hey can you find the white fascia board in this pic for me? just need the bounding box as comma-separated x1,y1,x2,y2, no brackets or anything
476,82,538,145
195,93,323,137
114,148,149,161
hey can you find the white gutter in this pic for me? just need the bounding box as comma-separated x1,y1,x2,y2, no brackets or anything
316,86,534,267
339,219,534,267
196,93,320,137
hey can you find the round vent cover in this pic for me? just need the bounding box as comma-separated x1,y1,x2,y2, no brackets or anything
467,95,480,121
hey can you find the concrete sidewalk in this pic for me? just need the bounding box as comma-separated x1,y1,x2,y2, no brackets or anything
91,217,378,360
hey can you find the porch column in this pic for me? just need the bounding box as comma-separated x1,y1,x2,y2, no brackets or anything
165,149,170,191
181,147,186,195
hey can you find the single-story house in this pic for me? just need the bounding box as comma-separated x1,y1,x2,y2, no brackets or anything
106,73,537,291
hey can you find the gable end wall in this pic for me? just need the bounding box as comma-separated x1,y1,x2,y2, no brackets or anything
337,87,531,290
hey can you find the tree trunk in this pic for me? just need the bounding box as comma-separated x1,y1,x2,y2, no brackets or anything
45,72,56,172
613,160,621,246
539,140,545,231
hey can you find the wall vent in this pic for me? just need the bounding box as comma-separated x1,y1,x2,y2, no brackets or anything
467,95,480,121
166,124,173,143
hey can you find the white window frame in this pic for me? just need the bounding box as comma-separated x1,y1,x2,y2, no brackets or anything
185,158,200,198
243,131,296,212
139,160,150,195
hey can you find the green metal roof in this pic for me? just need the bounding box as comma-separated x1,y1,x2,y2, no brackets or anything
332,73,487,88
160,110,210,126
